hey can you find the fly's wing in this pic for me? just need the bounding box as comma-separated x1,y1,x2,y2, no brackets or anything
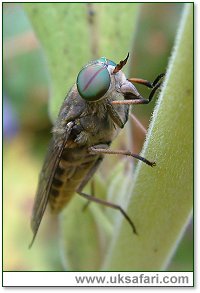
29,122,74,248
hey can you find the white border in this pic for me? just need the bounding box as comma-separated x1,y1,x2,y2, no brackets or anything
3,271,193,287
1,0,198,290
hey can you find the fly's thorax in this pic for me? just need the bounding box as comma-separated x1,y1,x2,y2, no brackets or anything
72,113,120,147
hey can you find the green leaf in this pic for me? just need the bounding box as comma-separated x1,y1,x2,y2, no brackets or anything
59,174,113,271
23,3,91,122
103,4,193,271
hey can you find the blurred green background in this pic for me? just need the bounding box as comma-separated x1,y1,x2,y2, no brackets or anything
3,3,193,271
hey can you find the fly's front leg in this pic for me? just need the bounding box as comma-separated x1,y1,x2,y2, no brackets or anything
89,144,156,167
128,73,165,90
107,101,128,128
112,73,165,106
129,112,147,135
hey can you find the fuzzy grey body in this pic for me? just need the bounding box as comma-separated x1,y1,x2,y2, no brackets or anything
30,59,142,243
49,84,129,212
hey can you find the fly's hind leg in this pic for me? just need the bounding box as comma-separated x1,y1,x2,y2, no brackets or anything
77,157,103,212
77,188,137,234
82,179,95,212
76,152,137,234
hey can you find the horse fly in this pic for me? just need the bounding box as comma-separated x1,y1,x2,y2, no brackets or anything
29,53,164,247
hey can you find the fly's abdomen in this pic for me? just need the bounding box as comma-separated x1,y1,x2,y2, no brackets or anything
49,149,98,213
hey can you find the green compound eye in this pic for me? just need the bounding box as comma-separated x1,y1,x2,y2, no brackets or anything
77,64,111,101
98,57,117,67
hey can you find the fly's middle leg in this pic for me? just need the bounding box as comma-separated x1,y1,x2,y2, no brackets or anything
89,145,156,167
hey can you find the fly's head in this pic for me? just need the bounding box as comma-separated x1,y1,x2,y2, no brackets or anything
76,53,140,103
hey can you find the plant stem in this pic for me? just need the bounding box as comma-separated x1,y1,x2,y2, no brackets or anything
103,4,193,271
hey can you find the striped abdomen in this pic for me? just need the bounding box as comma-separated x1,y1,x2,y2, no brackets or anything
49,147,99,213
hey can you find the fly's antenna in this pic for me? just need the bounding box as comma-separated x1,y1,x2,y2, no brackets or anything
113,53,129,74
